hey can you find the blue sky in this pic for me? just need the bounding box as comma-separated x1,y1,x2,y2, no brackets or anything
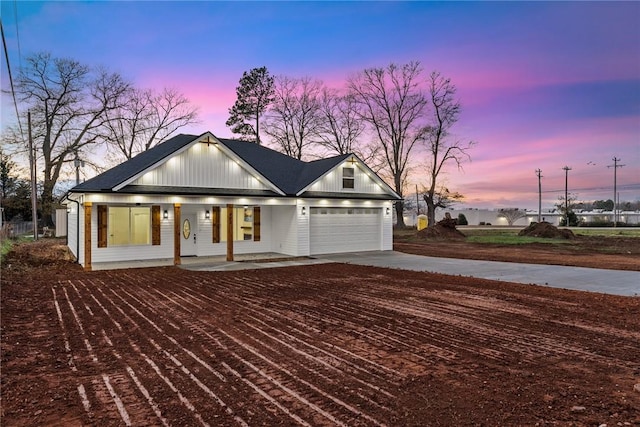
1,1,639,209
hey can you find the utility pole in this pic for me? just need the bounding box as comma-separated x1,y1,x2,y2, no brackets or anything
535,169,542,222
415,185,419,216
608,157,625,227
74,150,84,186
28,111,38,240
562,166,571,227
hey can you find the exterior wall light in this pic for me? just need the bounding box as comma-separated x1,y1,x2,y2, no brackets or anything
163,210,168,219
301,206,306,215
205,210,210,219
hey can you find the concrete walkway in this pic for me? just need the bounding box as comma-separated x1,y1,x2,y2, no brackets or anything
128,251,639,297
320,251,640,297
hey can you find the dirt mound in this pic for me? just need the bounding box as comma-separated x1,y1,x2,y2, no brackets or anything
417,216,466,240
518,222,575,239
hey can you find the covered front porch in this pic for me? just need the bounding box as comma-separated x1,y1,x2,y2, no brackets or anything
66,194,304,271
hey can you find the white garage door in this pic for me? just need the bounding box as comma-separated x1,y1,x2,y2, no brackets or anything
310,207,382,255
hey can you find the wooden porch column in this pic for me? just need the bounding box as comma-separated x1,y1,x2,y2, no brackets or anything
226,204,234,261
174,204,181,265
83,202,92,271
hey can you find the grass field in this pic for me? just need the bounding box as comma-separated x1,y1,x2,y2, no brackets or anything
395,225,640,245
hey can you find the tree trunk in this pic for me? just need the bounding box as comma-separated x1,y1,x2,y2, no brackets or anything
395,200,406,228
426,201,436,228
41,178,56,227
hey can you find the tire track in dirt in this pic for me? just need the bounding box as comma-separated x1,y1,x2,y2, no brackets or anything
124,275,397,425
68,279,247,426
76,276,373,425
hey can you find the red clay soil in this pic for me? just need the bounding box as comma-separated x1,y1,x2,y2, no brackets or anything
1,240,639,426
518,222,575,239
396,233,640,271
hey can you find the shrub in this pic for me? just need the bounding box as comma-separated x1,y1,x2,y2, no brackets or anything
457,213,468,226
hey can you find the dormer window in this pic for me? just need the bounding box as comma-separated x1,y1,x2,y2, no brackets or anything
342,167,355,189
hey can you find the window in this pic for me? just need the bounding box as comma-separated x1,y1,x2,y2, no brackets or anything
342,167,355,189
108,207,151,246
219,206,261,242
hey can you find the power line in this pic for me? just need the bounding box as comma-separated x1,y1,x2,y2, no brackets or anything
0,17,25,139
541,182,640,194
13,0,22,68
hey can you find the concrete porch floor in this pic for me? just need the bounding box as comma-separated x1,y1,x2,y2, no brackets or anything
90,252,331,271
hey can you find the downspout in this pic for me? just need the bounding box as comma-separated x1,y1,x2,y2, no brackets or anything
63,192,81,264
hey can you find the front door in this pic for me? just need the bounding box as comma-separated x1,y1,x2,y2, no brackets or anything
180,214,197,256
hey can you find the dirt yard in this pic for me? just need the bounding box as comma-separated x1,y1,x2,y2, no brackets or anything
394,232,640,271
2,240,639,426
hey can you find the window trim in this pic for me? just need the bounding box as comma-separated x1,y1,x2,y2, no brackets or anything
342,167,355,189
101,205,156,247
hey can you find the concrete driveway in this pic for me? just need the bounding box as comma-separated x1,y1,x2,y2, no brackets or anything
320,251,640,297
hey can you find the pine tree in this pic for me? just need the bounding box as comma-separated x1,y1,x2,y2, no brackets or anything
226,67,275,144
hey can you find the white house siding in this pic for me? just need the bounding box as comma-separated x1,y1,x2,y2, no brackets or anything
296,203,311,256
382,206,393,250
270,205,298,256
307,162,385,194
132,142,270,190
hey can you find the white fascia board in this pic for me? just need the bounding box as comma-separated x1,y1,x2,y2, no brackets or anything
296,154,400,199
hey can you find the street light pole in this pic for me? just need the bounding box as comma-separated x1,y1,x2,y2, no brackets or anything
74,151,80,186
73,151,85,186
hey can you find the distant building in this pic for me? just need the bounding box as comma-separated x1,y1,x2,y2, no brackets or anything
402,208,640,227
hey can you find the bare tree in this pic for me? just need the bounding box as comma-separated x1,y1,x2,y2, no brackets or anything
314,88,382,169
104,87,199,160
422,71,475,227
316,88,364,154
12,52,130,226
497,208,527,226
348,62,429,227
264,76,323,160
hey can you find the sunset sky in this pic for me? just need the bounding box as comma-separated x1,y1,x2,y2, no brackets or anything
1,1,638,209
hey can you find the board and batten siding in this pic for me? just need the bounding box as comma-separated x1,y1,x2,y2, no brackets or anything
132,142,269,190
307,163,385,194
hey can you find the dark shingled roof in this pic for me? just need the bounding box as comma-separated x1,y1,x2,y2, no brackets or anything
72,134,197,192
70,133,399,199
218,138,351,195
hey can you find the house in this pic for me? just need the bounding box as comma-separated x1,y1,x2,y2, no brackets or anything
64,132,400,270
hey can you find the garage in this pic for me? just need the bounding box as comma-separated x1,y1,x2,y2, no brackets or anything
309,207,382,254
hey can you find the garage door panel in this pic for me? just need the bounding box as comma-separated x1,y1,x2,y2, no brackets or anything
310,208,381,254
